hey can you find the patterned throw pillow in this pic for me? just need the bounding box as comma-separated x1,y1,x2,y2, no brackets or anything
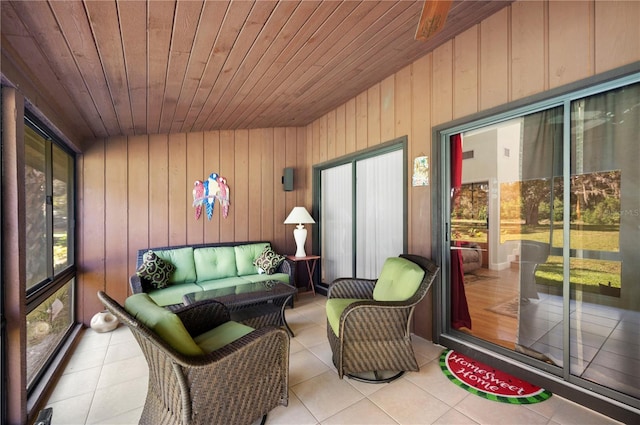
253,245,285,275
136,250,176,289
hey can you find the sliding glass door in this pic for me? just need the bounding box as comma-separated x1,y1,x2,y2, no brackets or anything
440,77,639,409
318,141,405,286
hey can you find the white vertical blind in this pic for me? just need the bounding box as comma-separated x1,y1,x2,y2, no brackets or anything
356,149,404,278
321,164,353,284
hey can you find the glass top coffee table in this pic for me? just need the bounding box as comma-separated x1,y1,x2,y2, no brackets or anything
183,280,297,337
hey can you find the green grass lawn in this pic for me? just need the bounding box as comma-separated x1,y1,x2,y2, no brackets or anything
536,256,621,292
500,223,620,290
453,221,622,291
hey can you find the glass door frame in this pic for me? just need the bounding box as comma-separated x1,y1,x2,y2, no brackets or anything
311,136,408,293
430,65,640,421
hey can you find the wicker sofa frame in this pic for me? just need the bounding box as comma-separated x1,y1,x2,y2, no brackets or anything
97,291,289,425
326,254,439,381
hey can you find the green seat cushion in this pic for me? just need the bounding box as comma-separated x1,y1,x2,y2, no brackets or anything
372,257,425,302
154,247,196,284
147,283,202,306
196,277,252,292
234,243,269,276
124,293,204,356
194,246,238,281
326,298,366,336
241,272,289,284
194,321,254,353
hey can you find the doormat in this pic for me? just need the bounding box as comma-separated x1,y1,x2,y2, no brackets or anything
440,350,552,404
486,297,519,318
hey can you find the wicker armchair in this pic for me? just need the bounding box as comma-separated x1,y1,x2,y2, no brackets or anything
326,254,439,382
97,291,289,425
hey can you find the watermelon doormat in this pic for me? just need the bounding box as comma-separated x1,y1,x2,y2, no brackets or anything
440,350,552,404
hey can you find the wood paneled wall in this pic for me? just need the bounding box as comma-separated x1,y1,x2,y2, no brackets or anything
303,0,640,339
77,0,639,329
77,128,306,324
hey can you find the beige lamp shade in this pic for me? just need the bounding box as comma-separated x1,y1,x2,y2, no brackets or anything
284,207,315,257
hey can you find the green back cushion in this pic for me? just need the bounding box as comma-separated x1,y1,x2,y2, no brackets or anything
234,243,269,276
154,247,196,284
124,293,204,356
372,257,425,302
194,247,238,281
326,298,364,336
194,321,254,353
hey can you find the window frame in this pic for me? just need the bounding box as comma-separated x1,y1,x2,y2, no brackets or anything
431,66,640,417
23,111,77,394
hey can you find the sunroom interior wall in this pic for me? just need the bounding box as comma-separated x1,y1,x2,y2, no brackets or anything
303,0,640,340
77,128,307,325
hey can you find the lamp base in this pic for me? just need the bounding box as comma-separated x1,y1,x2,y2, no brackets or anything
293,225,307,257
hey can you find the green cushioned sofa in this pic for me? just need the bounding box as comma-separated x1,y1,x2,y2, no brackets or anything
130,241,293,308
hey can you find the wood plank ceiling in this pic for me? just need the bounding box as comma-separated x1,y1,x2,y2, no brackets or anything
1,0,511,144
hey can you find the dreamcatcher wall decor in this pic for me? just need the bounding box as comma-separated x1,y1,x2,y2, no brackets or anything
192,172,230,220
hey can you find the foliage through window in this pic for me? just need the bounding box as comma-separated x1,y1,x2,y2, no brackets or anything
24,115,75,391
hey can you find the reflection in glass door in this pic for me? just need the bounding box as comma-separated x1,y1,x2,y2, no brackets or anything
445,80,639,406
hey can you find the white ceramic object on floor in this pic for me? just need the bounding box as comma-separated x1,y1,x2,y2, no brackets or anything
90,311,119,333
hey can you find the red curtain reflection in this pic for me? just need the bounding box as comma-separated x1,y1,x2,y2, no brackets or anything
451,134,472,330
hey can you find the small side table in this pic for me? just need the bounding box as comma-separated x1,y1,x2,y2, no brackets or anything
286,255,320,296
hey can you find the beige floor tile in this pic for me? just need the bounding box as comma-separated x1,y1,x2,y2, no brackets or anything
454,394,548,425
256,390,319,425
405,360,470,407
289,349,330,386
289,335,307,354
92,407,142,425
368,378,451,424
62,345,108,374
73,329,112,353
433,408,479,424
344,374,390,397
321,398,397,424
307,340,335,370
546,397,624,424
104,340,144,364
85,377,147,424
96,355,148,389
48,392,93,425
295,324,329,349
292,370,365,422
47,366,101,403
288,311,325,334
412,337,446,363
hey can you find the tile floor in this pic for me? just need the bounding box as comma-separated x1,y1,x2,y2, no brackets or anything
44,294,622,424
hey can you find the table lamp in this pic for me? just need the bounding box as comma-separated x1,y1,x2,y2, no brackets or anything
284,206,315,257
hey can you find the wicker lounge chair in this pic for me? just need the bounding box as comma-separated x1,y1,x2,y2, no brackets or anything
97,291,289,425
326,254,439,382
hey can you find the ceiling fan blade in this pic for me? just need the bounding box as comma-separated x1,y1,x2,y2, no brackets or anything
415,0,453,41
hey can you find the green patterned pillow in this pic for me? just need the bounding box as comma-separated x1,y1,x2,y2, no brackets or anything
253,245,285,275
136,250,176,289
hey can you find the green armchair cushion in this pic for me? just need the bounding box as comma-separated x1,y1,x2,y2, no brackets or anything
124,293,204,356
372,257,425,302
326,298,366,336
154,247,197,284
194,321,254,353
234,243,269,276
194,246,238,281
